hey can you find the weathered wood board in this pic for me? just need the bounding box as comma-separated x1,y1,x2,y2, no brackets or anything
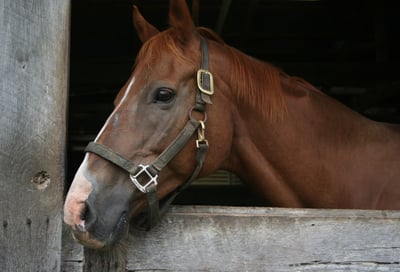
62,206,400,272
0,0,70,271
62,226,84,272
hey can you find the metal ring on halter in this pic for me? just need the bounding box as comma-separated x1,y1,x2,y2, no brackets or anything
189,106,208,123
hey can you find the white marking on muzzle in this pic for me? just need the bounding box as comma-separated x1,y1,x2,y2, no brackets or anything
63,160,93,229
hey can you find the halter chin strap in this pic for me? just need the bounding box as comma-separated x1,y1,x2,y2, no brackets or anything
84,36,213,230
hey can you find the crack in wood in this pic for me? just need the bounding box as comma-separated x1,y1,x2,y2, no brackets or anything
349,246,400,251
289,260,400,267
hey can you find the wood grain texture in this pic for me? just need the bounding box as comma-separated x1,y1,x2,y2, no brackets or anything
62,226,84,272
62,206,400,271
126,206,400,271
0,0,70,271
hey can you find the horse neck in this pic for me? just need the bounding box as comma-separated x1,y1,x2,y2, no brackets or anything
226,73,387,208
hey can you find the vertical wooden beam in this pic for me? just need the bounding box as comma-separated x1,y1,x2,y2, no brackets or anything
0,0,70,271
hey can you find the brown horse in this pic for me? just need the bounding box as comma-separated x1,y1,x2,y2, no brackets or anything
64,0,400,249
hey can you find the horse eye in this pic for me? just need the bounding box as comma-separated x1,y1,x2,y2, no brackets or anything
153,88,175,103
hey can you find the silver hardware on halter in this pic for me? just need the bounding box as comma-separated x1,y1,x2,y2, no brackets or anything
129,164,158,193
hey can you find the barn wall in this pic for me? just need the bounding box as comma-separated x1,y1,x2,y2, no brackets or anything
0,0,70,271
62,206,400,272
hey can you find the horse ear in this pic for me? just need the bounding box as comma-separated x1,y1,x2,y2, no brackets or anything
169,0,195,42
133,5,159,43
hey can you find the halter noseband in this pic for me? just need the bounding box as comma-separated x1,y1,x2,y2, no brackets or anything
84,36,213,229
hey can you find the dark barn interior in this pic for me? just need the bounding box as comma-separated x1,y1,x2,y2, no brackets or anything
68,0,399,206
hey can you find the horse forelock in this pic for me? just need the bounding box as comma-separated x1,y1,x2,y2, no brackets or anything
135,29,197,69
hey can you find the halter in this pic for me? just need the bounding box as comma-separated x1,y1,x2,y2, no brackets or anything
84,36,213,230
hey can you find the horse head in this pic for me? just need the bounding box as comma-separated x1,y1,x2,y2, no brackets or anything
63,0,235,249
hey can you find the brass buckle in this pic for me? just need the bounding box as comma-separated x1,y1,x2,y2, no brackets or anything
196,120,209,148
197,69,214,96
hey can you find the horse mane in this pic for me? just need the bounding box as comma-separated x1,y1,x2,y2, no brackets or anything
136,27,319,121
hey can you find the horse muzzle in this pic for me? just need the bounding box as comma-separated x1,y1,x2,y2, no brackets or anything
71,229,106,249
64,164,132,249
70,210,129,249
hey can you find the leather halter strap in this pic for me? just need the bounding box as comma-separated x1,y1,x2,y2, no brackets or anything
85,36,213,229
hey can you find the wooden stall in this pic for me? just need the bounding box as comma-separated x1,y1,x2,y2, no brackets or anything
2,0,399,271
0,0,400,272
62,1,399,271
62,206,400,271
0,0,70,271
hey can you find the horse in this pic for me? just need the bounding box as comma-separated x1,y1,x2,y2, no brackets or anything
64,0,400,249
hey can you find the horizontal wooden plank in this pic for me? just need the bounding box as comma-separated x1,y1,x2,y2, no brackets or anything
60,206,400,271
126,206,400,271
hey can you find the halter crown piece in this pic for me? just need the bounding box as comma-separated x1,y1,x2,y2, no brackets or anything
84,36,213,229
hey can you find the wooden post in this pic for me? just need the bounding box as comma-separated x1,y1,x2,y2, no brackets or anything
0,0,70,271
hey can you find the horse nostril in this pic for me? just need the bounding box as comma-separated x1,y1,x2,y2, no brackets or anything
76,223,86,232
79,201,97,231
80,205,89,221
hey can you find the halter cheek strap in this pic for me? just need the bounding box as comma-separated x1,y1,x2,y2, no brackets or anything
84,36,213,230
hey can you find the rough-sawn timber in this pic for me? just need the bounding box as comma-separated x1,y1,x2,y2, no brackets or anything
62,206,400,271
